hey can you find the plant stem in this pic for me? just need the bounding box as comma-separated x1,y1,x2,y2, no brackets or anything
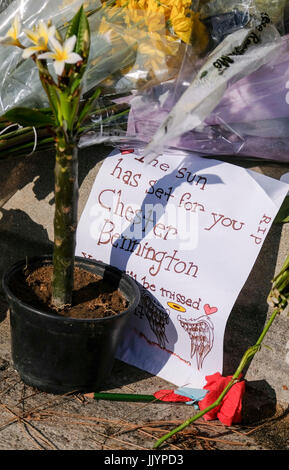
153,306,281,449
51,133,78,309
0,104,129,159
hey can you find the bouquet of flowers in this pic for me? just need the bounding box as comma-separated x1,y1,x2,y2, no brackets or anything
0,0,209,158
1,0,289,163
122,32,289,162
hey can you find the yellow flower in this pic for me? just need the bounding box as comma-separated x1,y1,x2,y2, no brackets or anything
0,14,22,47
23,21,56,58
146,11,166,34
137,0,147,8
38,35,83,76
169,5,208,49
169,5,193,44
97,0,208,81
146,0,166,15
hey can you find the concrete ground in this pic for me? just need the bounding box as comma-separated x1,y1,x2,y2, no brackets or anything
0,145,288,451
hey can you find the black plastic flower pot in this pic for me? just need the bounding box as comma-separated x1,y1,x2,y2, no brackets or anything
2,256,140,394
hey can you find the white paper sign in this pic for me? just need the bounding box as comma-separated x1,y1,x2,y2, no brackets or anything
76,148,289,388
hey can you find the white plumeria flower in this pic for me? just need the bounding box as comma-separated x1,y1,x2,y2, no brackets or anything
23,21,56,58
0,14,22,46
38,35,82,76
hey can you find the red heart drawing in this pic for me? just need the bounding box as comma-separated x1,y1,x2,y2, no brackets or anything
204,304,218,316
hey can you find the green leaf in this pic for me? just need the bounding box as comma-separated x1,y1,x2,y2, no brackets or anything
3,107,55,128
40,79,61,123
35,58,60,123
274,196,289,224
70,76,82,96
65,5,90,60
77,87,101,128
262,344,273,352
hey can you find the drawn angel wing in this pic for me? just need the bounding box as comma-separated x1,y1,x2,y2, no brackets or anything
141,290,169,349
177,315,214,370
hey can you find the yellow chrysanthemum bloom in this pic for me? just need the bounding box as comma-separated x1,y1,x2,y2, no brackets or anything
98,0,208,82
103,0,207,46
169,5,193,44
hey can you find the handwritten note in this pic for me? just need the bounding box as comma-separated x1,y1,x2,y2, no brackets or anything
76,149,289,388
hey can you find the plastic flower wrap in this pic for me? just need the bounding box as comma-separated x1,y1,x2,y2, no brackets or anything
200,0,287,38
141,3,285,160
81,0,289,161
0,0,208,114
0,0,210,156
0,0,14,15
85,0,209,95
255,0,287,31
2,0,288,163
115,32,289,162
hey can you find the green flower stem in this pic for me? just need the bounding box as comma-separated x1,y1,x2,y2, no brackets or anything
92,392,158,402
268,255,289,310
0,126,32,141
51,134,78,309
0,128,41,149
0,138,53,158
0,127,50,151
0,104,130,159
153,306,282,450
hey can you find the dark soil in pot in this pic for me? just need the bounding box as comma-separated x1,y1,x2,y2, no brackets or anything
2,256,140,394
11,264,129,319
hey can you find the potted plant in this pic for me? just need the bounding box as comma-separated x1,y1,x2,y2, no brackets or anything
1,6,140,394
